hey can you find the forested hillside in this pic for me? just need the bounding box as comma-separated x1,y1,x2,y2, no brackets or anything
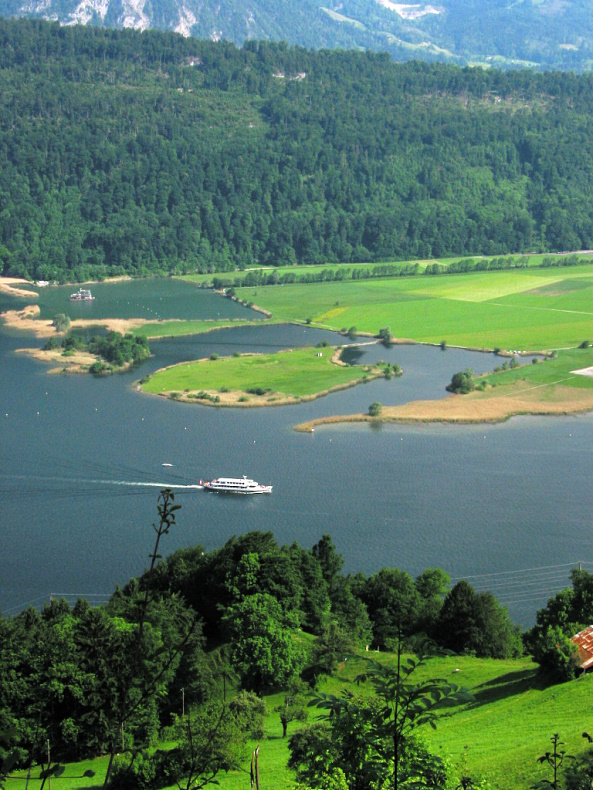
2,20,593,282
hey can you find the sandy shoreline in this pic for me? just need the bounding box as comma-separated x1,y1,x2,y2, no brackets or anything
0,277,38,299
15,346,100,374
145,376,376,407
1,305,150,338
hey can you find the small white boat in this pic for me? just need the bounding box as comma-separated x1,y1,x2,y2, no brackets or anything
200,475,272,495
69,288,95,301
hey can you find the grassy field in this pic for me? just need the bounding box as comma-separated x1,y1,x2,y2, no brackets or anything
484,346,593,390
140,345,391,403
178,253,590,287
133,318,274,339
235,265,593,351
9,651,593,790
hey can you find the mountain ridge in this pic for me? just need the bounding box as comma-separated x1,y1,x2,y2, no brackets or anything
1,0,593,71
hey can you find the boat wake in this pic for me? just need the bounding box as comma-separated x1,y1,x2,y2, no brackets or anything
93,479,203,490
0,457,205,501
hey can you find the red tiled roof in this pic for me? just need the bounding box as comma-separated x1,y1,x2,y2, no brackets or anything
571,625,593,669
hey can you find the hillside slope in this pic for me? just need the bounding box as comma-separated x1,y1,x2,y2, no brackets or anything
4,21,593,282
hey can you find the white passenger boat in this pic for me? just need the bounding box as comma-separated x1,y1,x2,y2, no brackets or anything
200,475,272,495
69,288,95,301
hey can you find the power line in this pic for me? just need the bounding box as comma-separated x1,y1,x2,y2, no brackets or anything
451,561,589,582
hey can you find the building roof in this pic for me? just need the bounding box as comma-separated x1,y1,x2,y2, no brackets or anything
571,625,593,669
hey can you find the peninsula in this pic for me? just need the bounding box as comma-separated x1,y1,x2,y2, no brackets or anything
140,346,401,406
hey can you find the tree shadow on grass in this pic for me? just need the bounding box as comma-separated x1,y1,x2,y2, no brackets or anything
468,668,544,708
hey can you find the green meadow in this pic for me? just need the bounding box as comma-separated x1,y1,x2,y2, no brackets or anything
141,346,386,400
133,318,272,339
483,346,593,391
236,265,593,351
178,253,578,288
9,651,593,790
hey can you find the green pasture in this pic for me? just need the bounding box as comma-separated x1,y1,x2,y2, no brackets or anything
482,346,593,391
236,265,593,350
420,655,593,789
9,652,593,790
141,346,382,398
178,252,591,287
134,318,271,339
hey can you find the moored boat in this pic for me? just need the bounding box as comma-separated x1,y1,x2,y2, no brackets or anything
200,475,272,494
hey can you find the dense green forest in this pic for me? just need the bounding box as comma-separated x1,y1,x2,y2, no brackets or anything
2,20,593,283
2,491,592,788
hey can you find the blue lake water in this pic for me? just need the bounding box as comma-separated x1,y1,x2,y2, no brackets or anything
1,280,591,627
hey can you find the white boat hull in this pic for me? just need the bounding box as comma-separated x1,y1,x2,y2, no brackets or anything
200,476,272,495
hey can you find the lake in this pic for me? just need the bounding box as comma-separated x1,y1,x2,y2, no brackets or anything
1,278,591,627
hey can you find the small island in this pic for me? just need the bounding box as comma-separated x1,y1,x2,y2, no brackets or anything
140,345,401,406
18,328,151,375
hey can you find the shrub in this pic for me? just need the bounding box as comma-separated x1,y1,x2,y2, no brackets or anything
110,751,159,790
448,369,475,394
89,361,111,376
378,327,393,346
209,353,219,361
43,336,61,351
52,313,70,332
368,402,382,417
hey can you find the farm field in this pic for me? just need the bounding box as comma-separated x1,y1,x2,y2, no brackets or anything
140,346,392,404
237,265,593,351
